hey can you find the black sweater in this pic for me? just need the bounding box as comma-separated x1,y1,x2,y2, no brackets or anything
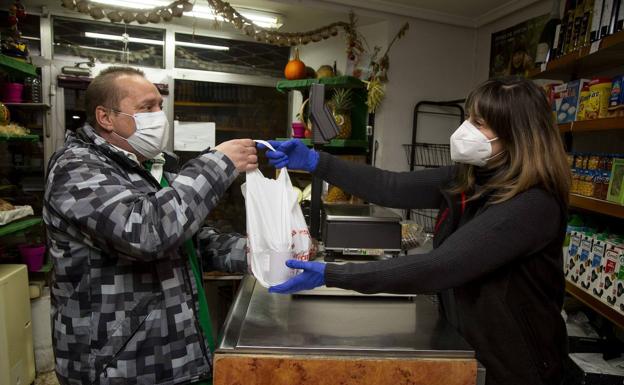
315,152,568,385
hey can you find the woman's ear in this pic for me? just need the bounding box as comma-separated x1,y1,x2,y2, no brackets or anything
95,106,115,133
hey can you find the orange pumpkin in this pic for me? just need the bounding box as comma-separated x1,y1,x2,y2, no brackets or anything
284,48,306,80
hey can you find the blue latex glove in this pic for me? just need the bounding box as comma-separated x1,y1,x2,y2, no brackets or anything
268,259,326,294
257,139,319,172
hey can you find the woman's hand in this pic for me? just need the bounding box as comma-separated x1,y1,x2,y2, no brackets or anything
268,259,326,294
257,139,319,172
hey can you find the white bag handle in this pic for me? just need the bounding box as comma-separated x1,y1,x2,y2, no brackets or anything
254,139,276,152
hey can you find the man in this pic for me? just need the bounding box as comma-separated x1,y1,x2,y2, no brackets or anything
43,66,257,385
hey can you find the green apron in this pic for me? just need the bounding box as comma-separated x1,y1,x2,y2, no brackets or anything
147,162,214,385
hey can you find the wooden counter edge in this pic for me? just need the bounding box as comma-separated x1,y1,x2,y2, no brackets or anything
214,353,478,385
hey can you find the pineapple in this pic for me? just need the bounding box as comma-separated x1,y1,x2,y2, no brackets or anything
330,88,353,139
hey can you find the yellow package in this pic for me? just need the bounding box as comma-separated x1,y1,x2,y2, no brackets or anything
576,86,591,121
587,79,612,119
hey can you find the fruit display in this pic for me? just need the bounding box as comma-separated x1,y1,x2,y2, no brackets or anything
316,65,334,78
284,48,306,80
329,88,353,139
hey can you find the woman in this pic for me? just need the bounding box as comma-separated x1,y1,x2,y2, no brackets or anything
261,78,570,385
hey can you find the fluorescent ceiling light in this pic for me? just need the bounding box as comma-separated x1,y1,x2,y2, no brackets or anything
89,0,168,9
86,0,283,29
176,41,229,51
84,32,163,45
187,5,283,29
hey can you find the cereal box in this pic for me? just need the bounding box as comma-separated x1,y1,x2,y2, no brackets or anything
554,79,590,124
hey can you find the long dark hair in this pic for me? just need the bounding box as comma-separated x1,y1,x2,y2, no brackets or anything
453,78,570,205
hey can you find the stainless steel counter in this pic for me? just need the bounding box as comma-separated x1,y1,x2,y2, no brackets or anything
217,276,475,359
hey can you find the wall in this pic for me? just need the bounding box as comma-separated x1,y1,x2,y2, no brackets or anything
473,1,552,85
296,12,477,172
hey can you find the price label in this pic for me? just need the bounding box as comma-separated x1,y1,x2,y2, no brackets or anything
590,40,601,54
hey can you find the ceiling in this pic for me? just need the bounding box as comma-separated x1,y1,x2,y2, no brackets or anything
234,0,543,28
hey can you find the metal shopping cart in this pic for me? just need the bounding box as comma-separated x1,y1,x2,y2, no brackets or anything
403,100,464,234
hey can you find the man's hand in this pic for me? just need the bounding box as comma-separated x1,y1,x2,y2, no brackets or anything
268,260,326,294
215,139,258,172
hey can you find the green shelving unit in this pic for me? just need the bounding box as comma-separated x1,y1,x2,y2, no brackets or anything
0,217,42,238
0,134,40,142
276,76,369,147
0,54,37,78
276,76,366,92
275,138,369,148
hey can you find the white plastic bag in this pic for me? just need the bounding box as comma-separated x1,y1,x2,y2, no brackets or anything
242,157,312,288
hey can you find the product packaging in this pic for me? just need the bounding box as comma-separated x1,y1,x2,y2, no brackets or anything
607,158,624,204
555,79,590,123
578,233,595,290
586,78,613,120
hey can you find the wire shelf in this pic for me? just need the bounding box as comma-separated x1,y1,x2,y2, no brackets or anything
408,208,439,234
403,143,452,169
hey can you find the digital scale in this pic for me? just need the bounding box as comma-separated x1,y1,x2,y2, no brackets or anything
321,203,402,262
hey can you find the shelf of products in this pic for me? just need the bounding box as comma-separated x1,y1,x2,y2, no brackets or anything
0,53,37,77
0,217,42,238
530,30,624,80
559,117,624,133
174,101,256,108
0,134,39,142
569,194,624,219
565,280,624,330
275,137,369,148
276,76,366,92
3,102,50,109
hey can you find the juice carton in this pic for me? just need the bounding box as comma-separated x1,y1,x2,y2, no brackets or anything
589,235,608,297
599,241,624,307
577,233,595,290
567,231,583,283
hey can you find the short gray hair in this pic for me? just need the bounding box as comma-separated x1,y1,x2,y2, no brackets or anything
85,66,145,127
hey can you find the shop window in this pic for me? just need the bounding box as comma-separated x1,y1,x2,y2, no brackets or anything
52,17,164,68
175,33,289,77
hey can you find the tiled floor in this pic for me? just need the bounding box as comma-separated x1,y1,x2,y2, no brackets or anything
34,371,60,385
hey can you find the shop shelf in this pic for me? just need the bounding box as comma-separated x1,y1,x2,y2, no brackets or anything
0,134,40,142
558,117,624,133
274,137,369,148
569,194,624,219
277,76,366,92
174,101,256,108
0,217,42,238
565,280,624,330
3,102,50,109
0,54,38,77
530,30,624,80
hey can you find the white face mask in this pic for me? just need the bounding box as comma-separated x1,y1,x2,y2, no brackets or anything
114,110,169,159
450,120,500,167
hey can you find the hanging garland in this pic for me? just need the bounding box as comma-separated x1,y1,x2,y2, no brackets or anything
60,0,358,53
204,0,358,51
60,0,193,24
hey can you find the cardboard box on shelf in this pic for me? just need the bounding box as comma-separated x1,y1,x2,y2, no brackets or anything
567,231,583,283
607,158,624,205
554,79,590,124
589,237,608,298
579,234,595,290
598,241,624,307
